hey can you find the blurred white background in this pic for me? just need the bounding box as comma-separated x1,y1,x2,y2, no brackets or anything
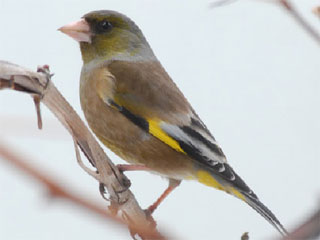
0,0,319,239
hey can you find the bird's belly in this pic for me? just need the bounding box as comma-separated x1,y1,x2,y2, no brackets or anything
80,85,194,180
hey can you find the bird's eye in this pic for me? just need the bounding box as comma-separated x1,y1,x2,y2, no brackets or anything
96,20,112,33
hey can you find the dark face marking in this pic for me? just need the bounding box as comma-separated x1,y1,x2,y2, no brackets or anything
95,20,113,34
85,18,113,35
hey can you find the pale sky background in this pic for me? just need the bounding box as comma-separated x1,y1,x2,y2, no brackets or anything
0,0,319,239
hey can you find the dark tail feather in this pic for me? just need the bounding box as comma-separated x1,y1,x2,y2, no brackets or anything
243,192,288,236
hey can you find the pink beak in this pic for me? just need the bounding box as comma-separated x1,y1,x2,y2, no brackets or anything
59,19,92,43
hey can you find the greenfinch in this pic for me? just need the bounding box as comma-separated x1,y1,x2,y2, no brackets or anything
59,10,287,235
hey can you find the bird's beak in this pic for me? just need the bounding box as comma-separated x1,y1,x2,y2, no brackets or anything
58,19,92,43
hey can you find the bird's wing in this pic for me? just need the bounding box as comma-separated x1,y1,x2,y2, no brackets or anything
96,61,287,235
96,61,250,193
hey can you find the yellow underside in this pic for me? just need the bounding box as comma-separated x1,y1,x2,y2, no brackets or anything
196,170,246,201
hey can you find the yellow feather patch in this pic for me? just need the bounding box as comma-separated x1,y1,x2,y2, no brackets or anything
196,170,224,190
230,188,246,201
197,170,246,201
148,119,185,154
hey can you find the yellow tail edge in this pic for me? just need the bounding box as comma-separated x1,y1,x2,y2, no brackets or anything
196,170,246,201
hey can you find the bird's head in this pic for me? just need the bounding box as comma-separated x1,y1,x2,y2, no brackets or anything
59,10,155,63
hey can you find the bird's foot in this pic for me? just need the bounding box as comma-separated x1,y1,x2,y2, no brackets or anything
117,164,151,172
145,179,181,215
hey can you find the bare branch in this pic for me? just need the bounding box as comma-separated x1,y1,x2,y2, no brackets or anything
241,232,249,240
72,137,100,180
209,0,238,8
0,60,166,240
32,95,42,129
277,0,320,46
209,0,320,46
312,6,320,18
282,205,320,240
0,141,117,221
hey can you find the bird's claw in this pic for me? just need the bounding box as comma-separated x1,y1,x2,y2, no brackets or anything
99,183,110,201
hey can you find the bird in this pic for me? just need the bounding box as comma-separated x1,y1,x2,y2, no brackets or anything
59,10,287,235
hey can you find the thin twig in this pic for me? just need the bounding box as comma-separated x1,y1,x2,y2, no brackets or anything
209,0,238,8
209,0,320,46
241,232,249,240
0,142,115,220
72,137,100,180
278,0,320,46
312,6,320,18
32,95,42,129
282,206,320,240
0,141,165,238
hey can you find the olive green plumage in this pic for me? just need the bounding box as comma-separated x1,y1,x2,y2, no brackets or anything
59,10,287,236
80,10,154,63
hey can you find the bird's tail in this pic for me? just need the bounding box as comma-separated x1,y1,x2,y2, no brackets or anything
241,190,288,236
195,168,288,236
